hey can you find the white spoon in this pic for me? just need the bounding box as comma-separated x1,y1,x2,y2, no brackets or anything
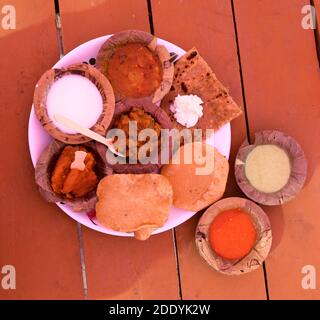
53,113,125,158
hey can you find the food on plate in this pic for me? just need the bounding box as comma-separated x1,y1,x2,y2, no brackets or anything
209,209,257,260
161,142,229,211
35,140,109,212
96,29,174,103
113,107,161,158
34,63,115,144
106,43,162,98
235,130,307,205
51,146,98,199
95,174,173,240
170,94,204,128
161,47,242,134
96,98,173,174
47,75,103,134
195,197,272,275
31,31,254,241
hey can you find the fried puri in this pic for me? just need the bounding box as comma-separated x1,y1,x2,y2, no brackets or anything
161,142,229,211
96,174,173,240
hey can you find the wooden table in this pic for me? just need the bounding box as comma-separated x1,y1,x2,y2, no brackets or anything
0,0,319,300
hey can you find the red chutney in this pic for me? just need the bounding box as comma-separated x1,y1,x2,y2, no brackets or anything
209,209,257,260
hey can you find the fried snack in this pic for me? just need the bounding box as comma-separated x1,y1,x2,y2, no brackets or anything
96,174,173,240
161,48,242,134
161,142,229,211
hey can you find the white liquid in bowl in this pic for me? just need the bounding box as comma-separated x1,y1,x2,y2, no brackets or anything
46,74,103,134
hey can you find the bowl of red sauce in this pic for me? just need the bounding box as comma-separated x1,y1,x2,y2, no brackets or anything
195,197,272,275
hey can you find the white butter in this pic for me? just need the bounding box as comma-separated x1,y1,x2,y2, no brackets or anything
70,151,87,171
170,94,203,128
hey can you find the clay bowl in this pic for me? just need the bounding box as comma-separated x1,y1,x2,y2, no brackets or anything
96,98,174,174
96,29,174,103
33,63,115,144
34,139,110,212
235,130,307,205
195,197,272,275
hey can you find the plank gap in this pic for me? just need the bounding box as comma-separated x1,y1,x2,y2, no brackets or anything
230,0,251,144
54,0,64,58
172,229,183,300
147,0,155,35
310,0,320,67
53,0,88,300
231,0,269,300
262,262,270,300
77,223,89,300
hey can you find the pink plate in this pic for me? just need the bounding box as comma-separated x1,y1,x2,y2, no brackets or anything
28,35,231,237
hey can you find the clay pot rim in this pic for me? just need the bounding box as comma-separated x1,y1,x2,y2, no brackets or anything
33,63,115,144
96,29,174,104
195,197,272,275
234,130,308,206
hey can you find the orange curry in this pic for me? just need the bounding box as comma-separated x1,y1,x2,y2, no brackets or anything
107,43,162,98
209,209,257,260
51,146,98,199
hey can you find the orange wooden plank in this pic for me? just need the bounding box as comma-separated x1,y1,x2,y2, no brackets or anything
60,0,151,53
153,0,267,299
233,0,320,299
59,0,180,300
0,0,83,299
